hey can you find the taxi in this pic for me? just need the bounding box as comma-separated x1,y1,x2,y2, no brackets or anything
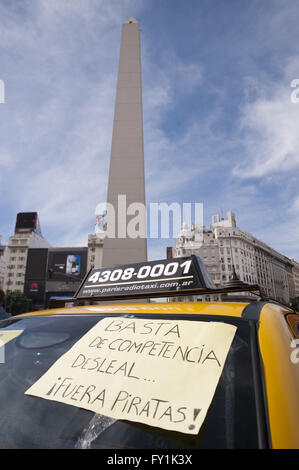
0,256,298,449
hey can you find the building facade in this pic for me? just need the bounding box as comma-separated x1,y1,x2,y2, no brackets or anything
87,233,104,271
44,247,88,307
3,214,104,308
4,229,51,294
0,236,7,289
290,260,299,298
172,212,298,304
22,246,88,309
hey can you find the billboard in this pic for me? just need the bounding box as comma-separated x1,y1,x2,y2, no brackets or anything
15,212,38,234
52,254,81,275
47,249,87,280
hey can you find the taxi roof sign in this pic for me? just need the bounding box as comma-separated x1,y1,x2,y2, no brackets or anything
74,256,217,302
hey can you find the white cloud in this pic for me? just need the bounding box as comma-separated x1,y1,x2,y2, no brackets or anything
0,0,206,251
233,57,299,178
291,196,299,213
0,1,145,246
1,0,297,265
0,152,15,169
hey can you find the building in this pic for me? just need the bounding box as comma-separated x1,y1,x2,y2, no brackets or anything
23,246,88,309
290,260,299,299
87,233,104,271
0,236,7,288
24,248,49,309
3,213,51,294
102,17,147,267
44,247,88,307
172,211,298,304
4,213,102,309
173,220,222,302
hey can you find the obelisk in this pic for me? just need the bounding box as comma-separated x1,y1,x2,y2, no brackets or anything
102,18,147,267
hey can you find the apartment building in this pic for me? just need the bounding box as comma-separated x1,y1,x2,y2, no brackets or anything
0,236,7,288
4,231,51,293
3,213,51,294
172,212,297,304
87,233,104,271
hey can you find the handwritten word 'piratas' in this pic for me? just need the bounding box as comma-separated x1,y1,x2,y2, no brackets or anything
45,377,194,424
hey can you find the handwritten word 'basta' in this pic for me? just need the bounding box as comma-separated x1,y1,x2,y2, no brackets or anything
104,319,181,337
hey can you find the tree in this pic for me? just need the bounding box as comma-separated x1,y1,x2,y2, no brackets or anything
5,291,32,316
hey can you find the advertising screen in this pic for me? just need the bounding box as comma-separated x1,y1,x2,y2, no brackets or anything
15,212,37,233
52,254,81,276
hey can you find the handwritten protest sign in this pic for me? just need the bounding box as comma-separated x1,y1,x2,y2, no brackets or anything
25,318,236,434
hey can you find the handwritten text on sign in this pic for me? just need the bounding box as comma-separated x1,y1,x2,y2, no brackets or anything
25,318,236,434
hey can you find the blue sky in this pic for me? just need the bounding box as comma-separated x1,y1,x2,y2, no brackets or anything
0,0,299,262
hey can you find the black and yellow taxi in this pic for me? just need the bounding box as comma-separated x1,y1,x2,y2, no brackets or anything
0,256,298,449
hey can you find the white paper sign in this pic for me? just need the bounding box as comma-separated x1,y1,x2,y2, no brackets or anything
25,317,236,434
0,329,23,345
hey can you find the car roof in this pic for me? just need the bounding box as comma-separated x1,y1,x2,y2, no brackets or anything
16,301,250,318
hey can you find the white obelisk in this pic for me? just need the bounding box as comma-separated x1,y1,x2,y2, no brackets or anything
102,18,147,267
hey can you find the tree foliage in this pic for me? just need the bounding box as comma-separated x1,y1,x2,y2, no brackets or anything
5,291,32,316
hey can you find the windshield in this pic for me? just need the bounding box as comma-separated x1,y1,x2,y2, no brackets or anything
0,314,260,449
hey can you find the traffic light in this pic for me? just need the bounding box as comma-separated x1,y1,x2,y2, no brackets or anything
48,269,54,279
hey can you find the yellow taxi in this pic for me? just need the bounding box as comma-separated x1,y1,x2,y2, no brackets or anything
0,256,298,449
